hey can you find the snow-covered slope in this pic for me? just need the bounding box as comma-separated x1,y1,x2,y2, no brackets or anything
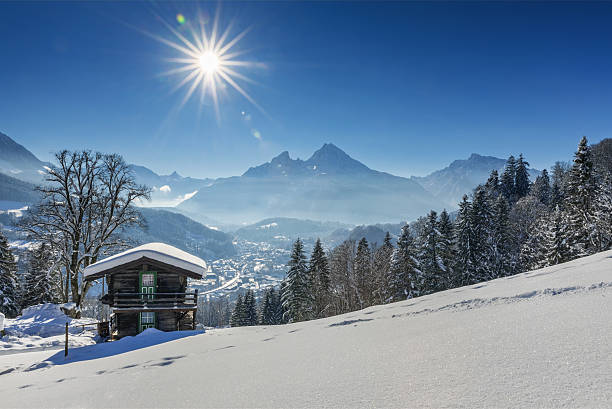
2,251,611,408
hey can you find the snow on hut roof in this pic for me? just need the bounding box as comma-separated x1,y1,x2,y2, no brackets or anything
83,242,207,279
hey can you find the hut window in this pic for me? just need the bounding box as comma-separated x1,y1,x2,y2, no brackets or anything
141,312,155,324
142,274,155,287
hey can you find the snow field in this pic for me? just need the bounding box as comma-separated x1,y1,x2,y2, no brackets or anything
0,251,610,408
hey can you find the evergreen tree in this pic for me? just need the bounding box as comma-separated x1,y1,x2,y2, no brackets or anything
309,238,331,318
243,290,258,326
21,243,61,309
260,287,283,325
454,195,476,286
550,162,569,208
418,210,444,294
515,153,531,199
353,237,372,308
490,195,514,277
0,230,19,318
388,226,421,300
546,205,571,266
281,238,313,322
531,169,551,205
437,210,455,290
372,232,393,304
484,170,500,197
469,189,494,282
230,293,244,327
592,172,612,252
565,136,597,256
500,155,517,203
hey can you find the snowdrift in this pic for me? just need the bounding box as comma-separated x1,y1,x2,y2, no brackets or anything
7,303,90,337
0,304,97,353
1,251,611,408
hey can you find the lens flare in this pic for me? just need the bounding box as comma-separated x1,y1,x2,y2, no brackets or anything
176,14,185,25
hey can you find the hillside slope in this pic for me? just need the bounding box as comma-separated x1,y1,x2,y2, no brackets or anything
1,251,611,408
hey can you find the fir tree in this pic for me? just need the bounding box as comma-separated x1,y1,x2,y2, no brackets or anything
469,189,494,282
372,232,393,304
490,196,514,277
21,243,61,309
353,237,372,308
388,226,421,300
418,210,444,294
437,210,455,290
454,195,476,286
546,205,571,266
309,238,331,318
243,290,258,326
281,238,312,322
500,155,517,203
484,170,500,197
515,153,531,199
565,136,597,256
260,287,283,325
531,169,551,205
550,161,569,208
230,293,244,327
0,230,19,318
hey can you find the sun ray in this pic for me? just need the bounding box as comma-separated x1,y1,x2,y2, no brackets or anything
151,9,265,119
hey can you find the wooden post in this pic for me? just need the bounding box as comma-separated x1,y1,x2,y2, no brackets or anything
64,323,69,357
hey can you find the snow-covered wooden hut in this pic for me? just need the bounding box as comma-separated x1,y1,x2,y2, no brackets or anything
84,243,205,339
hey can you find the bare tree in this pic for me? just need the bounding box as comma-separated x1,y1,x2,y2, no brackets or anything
22,151,150,313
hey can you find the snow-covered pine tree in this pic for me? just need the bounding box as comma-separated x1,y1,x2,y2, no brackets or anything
546,205,571,266
515,153,531,199
519,215,548,271
531,168,551,206
469,188,494,283
309,238,331,318
261,287,283,325
281,238,313,322
490,195,514,277
418,210,445,295
565,136,597,257
230,293,244,327
244,290,258,326
372,232,393,304
592,171,612,252
353,237,372,308
0,230,19,318
21,243,61,309
500,155,517,203
437,210,455,290
484,170,500,197
454,195,476,286
260,289,272,325
388,225,421,300
550,161,569,209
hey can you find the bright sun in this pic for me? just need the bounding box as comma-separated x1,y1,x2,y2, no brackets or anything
147,10,264,120
198,51,219,73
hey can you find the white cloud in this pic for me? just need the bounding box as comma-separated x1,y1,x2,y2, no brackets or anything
159,185,172,193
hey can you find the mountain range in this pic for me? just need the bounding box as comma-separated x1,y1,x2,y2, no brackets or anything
178,144,440,225
0,131,540,227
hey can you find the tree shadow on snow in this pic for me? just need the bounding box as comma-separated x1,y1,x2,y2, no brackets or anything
27,330,203,371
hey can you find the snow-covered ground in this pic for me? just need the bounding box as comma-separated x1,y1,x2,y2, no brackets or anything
1,251,611,408
0,304,98,353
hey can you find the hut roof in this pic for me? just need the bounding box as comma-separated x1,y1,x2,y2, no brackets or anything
83,242,207,279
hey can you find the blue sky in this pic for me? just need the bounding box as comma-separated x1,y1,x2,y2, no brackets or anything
1,1,611,178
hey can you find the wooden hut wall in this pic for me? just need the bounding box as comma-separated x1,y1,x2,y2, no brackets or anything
108,262,188,294
117,312,139,337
